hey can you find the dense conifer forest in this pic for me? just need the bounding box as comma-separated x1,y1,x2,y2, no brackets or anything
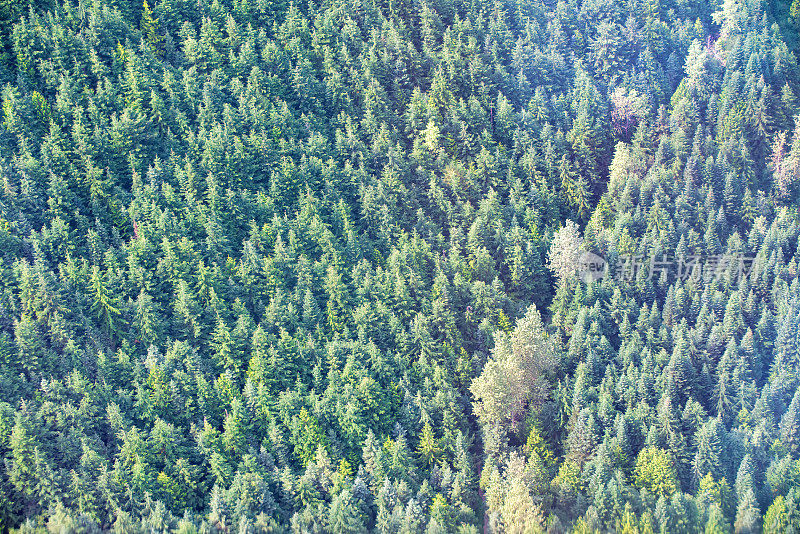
0,0,799,531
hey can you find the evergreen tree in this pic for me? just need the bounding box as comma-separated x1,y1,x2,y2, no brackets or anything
781,388,800,456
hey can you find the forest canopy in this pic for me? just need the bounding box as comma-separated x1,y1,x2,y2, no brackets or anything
0,0,799,532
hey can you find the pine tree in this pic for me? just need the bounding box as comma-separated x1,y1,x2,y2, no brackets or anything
763,495,790,534
211,317,240,375
417,421,441,468
14,315,43,377
140,0,165,57
667,323,697,402
692,419,725,488
780,388,800,457
90,266,122,334
734,489,761,534
222,398,248,457
133,290,161,347
301,288,320,331
705,504,732,534
7,412,37,497
328,489,368,534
